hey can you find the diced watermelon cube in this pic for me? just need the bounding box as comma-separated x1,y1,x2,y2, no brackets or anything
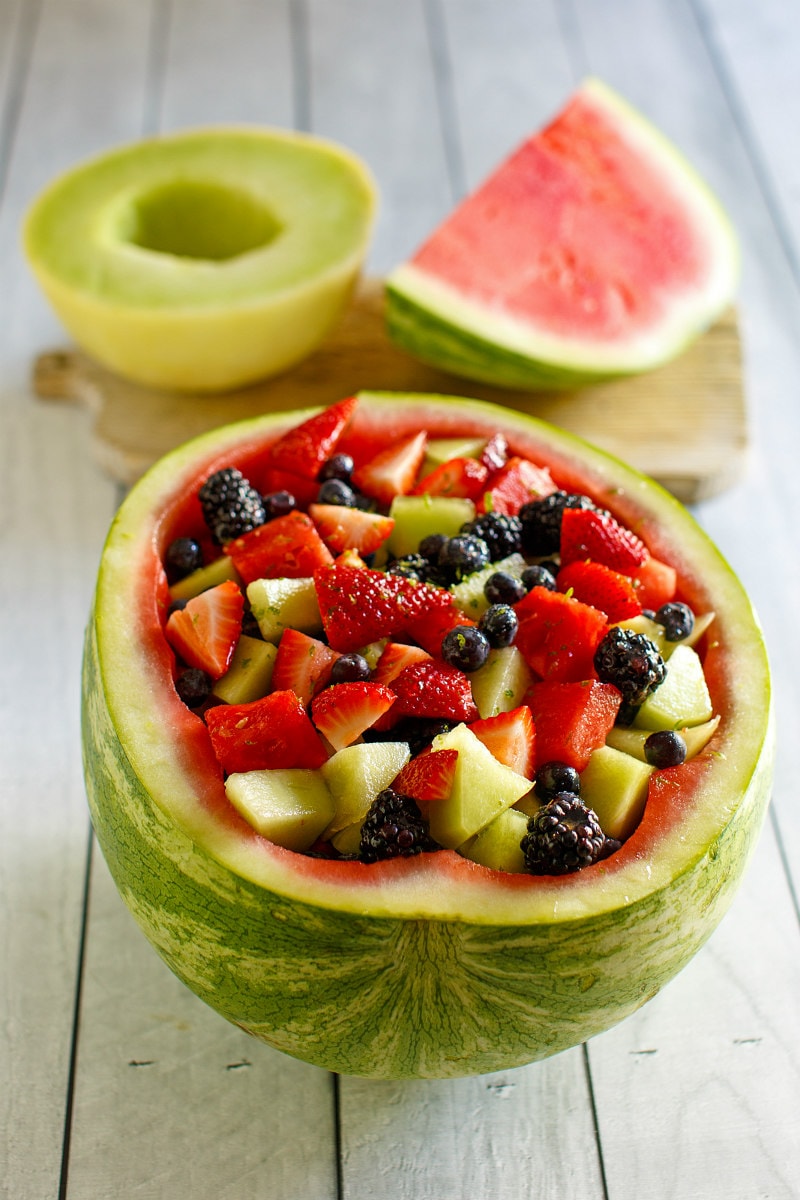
225,511,334,585
206,690,328,774
514,586,608,682
478,456,556,515
527,679,621,771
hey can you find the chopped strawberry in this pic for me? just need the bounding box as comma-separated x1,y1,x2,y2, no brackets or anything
560,507,649,574
372,642,433,687
266,395,358,479
334,548,369,570
270,629,340,705
351,431,428,507
480,433,509,472
388,660,479,724
629,555,677,610
310,681,396,751
404,602,475,657
309,503,394,556
527,680,621,771
556,559,642,623
225,511,334,585
469,707,536,778
392,748,459,802
478,456,557,515
314,562,463,654
412,456,490,501
165,579,244,679
514,586,608,682
206,689,328,773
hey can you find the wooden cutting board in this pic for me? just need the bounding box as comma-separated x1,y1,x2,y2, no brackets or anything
32,278,746,503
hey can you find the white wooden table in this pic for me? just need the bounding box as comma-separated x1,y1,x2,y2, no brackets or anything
3,2,800,1196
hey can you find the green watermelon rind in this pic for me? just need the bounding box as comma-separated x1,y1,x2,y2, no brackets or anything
385,78,740,390
82,392,772,1079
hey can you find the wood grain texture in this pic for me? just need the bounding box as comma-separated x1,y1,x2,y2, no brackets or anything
32,280,746,503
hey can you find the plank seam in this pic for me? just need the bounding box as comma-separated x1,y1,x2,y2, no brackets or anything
422,0,466,204
333,1072,344,1200
582,1043,610,1200
769,803,800,932
0,0,44,212
142,0,172,136
289,0,311,133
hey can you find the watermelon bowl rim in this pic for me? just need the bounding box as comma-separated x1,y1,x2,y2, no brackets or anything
82,390,774,1078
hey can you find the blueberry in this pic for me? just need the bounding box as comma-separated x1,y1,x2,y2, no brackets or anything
437,534,491,582
317,478,357,506
318,452,355,483
644,730,687,768
521,564,557,592
262,490,296,519
484,571,526,606
164,537,203,584
655,601,695,643
534,761,581,802
478,603,518,648
330,653,372,685
441,625,491,672
175,668,212,708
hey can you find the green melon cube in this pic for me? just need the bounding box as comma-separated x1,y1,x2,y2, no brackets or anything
449,553,527,618
387,495,476,558
459,808,529,873
634,643,713,731
579,745,654,841
212,635,277,704
614,613,666,655
169,554,240,602
470,645,534,719
246,576,321,644
427,723,531,848
606,714,721,763
422,436,486,474
225,769,333,851
321,741,411,835
331,822,363,856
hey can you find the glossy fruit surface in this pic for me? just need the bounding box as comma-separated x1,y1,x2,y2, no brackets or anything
82,392,772,1078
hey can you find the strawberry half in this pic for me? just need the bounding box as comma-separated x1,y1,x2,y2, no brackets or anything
412,456,489,501
266,395,358,479
226,511,334,585
478,456,557,516
309,503,395,556
392,748,459,802
556,559,642,623
205,689,328,773
310,681,396,751
469,706,536,778
271,628,341,705
165,579,244,679
372,642,433,687
560,507,649,574
351,431,428,507
388,660,479,724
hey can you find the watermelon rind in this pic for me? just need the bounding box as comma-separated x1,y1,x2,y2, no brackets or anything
82,392,772,1078
385,79,739,390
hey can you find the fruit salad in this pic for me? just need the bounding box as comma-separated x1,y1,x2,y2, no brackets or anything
160,395,719,875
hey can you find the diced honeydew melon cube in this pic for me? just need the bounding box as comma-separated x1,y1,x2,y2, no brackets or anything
579,745,654,841
666,610,716,657
225,769,334,851
470,645,534,719
387,495,476,558
212,636,277,705
428,723,531,848
422,436,487,474
513,790,541,819
360,639,389,670
459,808,529,873
169,554,240,602
614,614,666,656
634,643,713,730
449,553,527,617
331,822,363,856
246,576,321,644
321,741,411,836
605,714,721,763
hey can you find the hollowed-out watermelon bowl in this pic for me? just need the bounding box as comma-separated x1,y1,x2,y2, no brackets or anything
82,391,773,1079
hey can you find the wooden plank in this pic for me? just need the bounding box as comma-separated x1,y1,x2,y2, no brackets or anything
31,283,745,504
65,846,338,1200
0,0,150,1195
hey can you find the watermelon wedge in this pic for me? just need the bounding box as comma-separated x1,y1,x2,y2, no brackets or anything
385,80,739,389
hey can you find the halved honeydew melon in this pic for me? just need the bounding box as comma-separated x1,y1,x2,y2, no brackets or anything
23,127,376,391
82,391,772,1079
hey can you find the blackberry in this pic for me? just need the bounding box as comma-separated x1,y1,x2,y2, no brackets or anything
518,491,594,556
593,627,667,707
318,452,355,483
174,667,212,708
386,553,433,582
316,478,357,506
644,730,687,768
362,717,457,756
534,761,581,802
521,794,607,875
478,603,518,648
262,489,296,520
460,512,522,560
359,788,439,863
441,625,491,672
437,534,491,582
484,570,527,606
199,467,266,544
655,601,695,643
329,653,371,685
164,537,203,584
520,563,557,592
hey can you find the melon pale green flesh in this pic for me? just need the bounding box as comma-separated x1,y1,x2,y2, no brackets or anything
23,127,376,391
385,79,739,391
82,392,773,1079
